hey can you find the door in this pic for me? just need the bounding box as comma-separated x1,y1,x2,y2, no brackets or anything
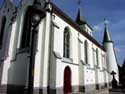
64,66,71,93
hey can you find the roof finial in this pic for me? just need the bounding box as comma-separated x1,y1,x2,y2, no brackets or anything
78,0,81,6
78,0,81,8
103,18,112,43
104,18,107,28
104,18,109,32
76,0,85,25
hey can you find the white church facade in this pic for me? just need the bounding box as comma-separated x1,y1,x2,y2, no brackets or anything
0,0,119,94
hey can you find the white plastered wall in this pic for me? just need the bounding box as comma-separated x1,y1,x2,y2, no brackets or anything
49,12,108,90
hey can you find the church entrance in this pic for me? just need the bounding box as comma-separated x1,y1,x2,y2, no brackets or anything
63,66,72,94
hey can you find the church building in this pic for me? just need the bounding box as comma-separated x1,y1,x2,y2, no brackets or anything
0,0,119,94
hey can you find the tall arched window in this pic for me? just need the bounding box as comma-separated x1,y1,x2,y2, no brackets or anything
63,27,70,58
96,49,99,66
0,16,6,49
84,40,88,64
20,10,31,48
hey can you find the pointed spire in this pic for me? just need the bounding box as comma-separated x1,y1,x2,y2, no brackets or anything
103,19,112,44
76,0,86,25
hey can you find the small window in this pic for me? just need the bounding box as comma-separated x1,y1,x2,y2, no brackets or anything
84,40,88,64
20,11,31,48
63,27,70,58
0,16,6,49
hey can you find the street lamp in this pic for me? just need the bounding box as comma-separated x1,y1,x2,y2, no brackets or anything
27,4,46,94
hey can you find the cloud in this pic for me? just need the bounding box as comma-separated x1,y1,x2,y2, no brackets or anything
111,19,125,65
104,19,110,24
93,19,110,32
93,23,103,32
114,45,125,53
114,44,125,64
93,19,125,65
93,25,102,32
110,19,125,41
114,47,121,53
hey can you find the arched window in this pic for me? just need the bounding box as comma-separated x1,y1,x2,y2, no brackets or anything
96,49,99,66
63,27,70,58
84,40,88,64
20,10,32,48
0,16,6,49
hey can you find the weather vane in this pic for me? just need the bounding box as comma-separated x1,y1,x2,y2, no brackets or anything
104,18,108,26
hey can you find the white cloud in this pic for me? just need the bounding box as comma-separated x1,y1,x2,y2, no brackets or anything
114,45,125,53
93,23,103,32
93,19,110,32
104,19,110,24
93,19,125,65
114,47,121,53
110,19,125,42
93,25,102,32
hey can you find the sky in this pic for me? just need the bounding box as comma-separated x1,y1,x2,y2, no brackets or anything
0,0,125,65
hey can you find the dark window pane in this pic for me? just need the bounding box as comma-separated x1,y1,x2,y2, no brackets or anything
20,11,31,48
84,40,88,64
63,27,70,58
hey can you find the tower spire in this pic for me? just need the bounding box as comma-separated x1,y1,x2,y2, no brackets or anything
103,19,112,44
76,0,85,25
103,18,119,82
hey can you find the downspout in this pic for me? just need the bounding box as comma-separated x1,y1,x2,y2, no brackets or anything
45,2,53,93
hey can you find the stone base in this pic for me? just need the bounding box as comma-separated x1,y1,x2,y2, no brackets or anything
0,83,109,94
33,86,79,94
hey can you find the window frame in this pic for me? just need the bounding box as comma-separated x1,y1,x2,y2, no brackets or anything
20,10,32,49
63,27,70,58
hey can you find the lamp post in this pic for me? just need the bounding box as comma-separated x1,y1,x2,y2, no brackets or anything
27,4,46,94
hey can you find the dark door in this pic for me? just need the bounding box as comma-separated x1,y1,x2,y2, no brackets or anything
64,66,71,93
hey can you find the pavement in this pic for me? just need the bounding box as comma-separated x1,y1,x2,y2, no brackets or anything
109,92,125,94
109,89,125,94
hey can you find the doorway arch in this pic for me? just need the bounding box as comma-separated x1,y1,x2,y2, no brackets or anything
63,66,72,93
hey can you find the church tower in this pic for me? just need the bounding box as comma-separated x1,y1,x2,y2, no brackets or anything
103,22,119,83
76,0,93,36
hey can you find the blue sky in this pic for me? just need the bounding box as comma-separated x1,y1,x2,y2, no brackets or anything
0,0,125,65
